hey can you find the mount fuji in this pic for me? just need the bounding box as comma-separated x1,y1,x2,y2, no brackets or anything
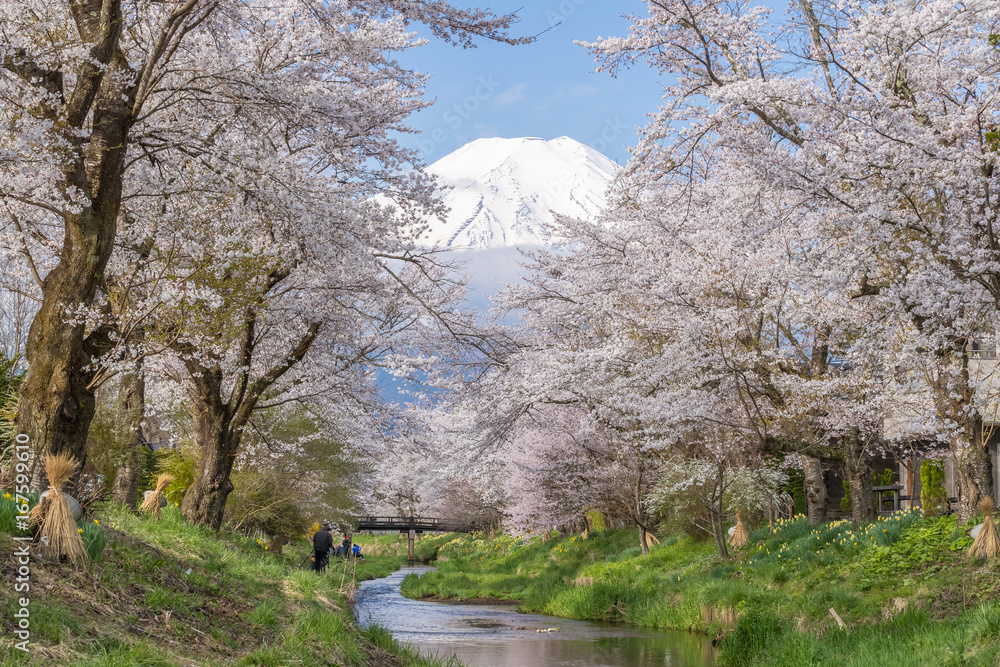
414,136,619,249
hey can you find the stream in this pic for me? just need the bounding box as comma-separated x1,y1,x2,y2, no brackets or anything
353,566,717,667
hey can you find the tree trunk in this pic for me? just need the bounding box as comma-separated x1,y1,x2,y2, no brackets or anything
178,316,319,529
931,347,994,523
16,11,134,493
181,432,238,530
639,525,650,555
952,427,993,524
111,369,145,508
181,385,240,530
711,509,729,559
802,456,827,525
19,311,99,493
843,433,875,524
903,451,917,508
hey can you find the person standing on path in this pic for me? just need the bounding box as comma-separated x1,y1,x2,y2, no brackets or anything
313,521,334,572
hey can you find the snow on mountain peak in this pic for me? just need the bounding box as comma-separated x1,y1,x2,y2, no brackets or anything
415,136,619,249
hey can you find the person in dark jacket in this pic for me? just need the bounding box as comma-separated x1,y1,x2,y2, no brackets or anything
312,521,334,572
341,533,353,560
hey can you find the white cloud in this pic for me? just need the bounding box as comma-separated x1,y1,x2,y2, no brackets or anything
494,82,528,106
474,123,498,138
554,83,600,98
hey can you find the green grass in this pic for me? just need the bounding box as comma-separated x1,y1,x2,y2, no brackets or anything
0,503,458,665
398,517,1000,666
1,490,110,563
0,492,36,534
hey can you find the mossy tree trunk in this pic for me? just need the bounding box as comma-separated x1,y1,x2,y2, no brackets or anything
111,368,145,508
180,375,241,530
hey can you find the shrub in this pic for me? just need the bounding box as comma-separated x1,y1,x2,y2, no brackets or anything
920,461,949,517
585,509,606,533
858,515,967,584
156,447,198,506
781,471,806,517
225,468,310,538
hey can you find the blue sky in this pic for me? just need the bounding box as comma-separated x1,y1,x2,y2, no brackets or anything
398,1,667,166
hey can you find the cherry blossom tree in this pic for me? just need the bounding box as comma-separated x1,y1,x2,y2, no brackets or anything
584,0,1000,521
502,405,604,535
0,0,526,492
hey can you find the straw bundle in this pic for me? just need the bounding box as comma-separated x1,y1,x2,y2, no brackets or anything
29,452,80,526
266,536,288,554
968,496,999,559
140,474,174,519
728,511,749,549
35,452,88,566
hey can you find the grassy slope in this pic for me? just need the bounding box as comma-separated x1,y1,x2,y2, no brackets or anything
0,504,450,666
399,515,1000,666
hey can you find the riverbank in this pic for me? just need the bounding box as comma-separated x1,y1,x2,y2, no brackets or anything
0,503,451,665
398,514,1000,666
356,565,715,667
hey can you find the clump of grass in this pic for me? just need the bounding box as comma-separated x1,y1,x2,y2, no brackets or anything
247,601,281,630
82,639,178,666
80,518,109,562
144,586,192,615
605,546,643,563
744,509,923,570
0,490,37,534
717,609,790,667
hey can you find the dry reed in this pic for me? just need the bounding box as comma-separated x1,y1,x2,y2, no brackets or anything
968,496,999,559
35,452,88,566
140,474,174,519
266,536,288,554
728,511,749,549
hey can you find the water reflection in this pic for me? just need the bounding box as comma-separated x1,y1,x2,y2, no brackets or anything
354,566,716,667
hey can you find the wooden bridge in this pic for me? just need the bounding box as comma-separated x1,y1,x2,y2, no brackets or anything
354,515,480,534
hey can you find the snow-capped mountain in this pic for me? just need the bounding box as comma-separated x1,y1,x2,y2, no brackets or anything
415,136,619,249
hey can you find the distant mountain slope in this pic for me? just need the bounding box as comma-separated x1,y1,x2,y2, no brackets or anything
415,136,619,249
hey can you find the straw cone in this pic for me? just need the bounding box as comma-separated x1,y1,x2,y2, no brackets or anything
35,452,88,566
27,453,79,526
266,536,288,554
140,474,174,519
968,496,1000,559
728,511,749,549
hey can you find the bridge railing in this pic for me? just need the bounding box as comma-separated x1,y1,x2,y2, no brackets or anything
354,516,481,533
355,516,442,528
